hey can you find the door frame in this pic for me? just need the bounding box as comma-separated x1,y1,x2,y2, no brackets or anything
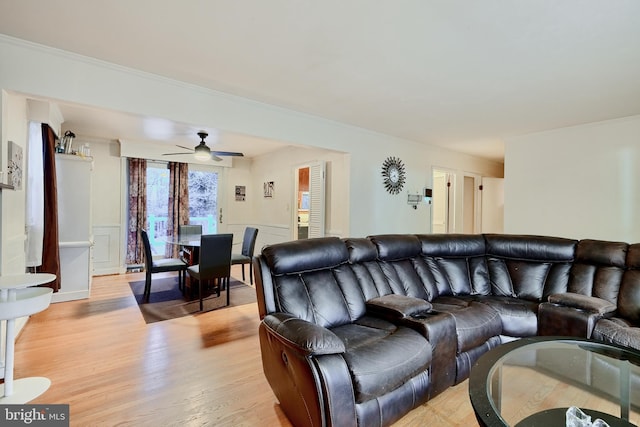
432,168,455,233
432,167,482,234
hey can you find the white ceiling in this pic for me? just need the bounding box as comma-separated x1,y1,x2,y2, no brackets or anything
55,102,289,158
1,0,640,162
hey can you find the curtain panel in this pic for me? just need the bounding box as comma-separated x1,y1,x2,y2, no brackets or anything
25,122,44,268
166,162,189,258
40,124,61,291
126,158,147,265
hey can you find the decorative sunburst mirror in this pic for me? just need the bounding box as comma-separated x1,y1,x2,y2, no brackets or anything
381,156,406,194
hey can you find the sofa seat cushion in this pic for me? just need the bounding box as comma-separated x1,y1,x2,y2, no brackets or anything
477,296,539,337
592,317,640,351
331,316,432,403
432,299,502,353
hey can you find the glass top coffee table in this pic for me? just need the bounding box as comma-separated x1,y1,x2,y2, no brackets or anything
469,337,640,427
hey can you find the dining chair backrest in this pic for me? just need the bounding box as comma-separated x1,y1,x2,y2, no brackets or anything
140,229,153,269
241,227,259,258
179,224,203,239
198,234,233,279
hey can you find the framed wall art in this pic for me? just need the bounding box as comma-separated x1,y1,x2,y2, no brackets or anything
7,141,23,190
235,185,246,201
263,181,274,198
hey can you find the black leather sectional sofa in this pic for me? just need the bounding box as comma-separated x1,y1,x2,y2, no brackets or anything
253,234,640,427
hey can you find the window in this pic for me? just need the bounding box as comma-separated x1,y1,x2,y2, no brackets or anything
145,163,219,255
146,164,170,255
187,168,218,234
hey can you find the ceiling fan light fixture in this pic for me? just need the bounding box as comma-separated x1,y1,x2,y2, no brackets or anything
193,131,212,160
194,144,211,161
163,130,243,161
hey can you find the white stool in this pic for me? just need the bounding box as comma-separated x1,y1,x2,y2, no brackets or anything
0,274,54,404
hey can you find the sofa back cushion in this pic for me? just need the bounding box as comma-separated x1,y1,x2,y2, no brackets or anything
344,238,394,300
484,234,577,301
417,234,490,297
368,235,430,300
261,237,366,328
369,234,422,261
617,244,640,323
569,239,628,304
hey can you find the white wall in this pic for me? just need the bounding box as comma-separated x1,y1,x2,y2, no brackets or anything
77,136,124,275
0,35,503,276
504,115,640,242
232,146,350,248
348,140,503,237
0,92,29,353
0,91,27,274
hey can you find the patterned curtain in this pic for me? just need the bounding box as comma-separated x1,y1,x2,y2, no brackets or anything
166,162,189,258
40,124,61,291
126,158,147,265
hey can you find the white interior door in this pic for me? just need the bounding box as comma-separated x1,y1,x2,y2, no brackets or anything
481,177,504,233
432,170,453,233
308,161,326,238
463,175,476,233
293,161,326,239
462,174,482,234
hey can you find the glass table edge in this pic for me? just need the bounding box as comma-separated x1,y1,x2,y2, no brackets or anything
468,336,640,427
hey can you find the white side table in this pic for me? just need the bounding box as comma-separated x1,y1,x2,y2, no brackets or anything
0,273,55,403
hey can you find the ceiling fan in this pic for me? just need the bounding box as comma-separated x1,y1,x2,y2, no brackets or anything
163,131,244,161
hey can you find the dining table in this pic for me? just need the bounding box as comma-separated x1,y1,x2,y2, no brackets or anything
164,236,201,265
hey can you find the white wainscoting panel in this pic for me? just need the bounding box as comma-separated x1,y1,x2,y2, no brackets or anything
5,234,26,275
92,225,123,276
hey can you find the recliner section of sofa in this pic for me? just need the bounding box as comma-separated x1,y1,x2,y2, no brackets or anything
592,243,640,350
254,234,640,427
256,237,432,427
538,239,627,338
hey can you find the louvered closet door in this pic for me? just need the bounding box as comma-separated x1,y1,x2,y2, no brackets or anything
308,161,326,238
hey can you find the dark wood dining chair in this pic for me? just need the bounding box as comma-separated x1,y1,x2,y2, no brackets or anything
231,227,258,284
140,229,187,302
186,233,233,311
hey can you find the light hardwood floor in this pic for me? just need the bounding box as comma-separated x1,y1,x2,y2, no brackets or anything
10,267,476,426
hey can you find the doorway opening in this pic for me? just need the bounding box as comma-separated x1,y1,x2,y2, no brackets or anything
432,168,481,234
293,161,326,240
296,166,310,240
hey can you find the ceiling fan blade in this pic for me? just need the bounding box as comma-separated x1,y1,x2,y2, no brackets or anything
212,151,244,157
162,135,242,161
162,152,191,156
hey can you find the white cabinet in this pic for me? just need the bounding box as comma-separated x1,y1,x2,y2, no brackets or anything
53,155,93,302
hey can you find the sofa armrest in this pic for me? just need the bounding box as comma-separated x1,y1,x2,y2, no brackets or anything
366,294,433,320
262,313,345,356
548,292,616,315
401,311,457,397
539,293,617,339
